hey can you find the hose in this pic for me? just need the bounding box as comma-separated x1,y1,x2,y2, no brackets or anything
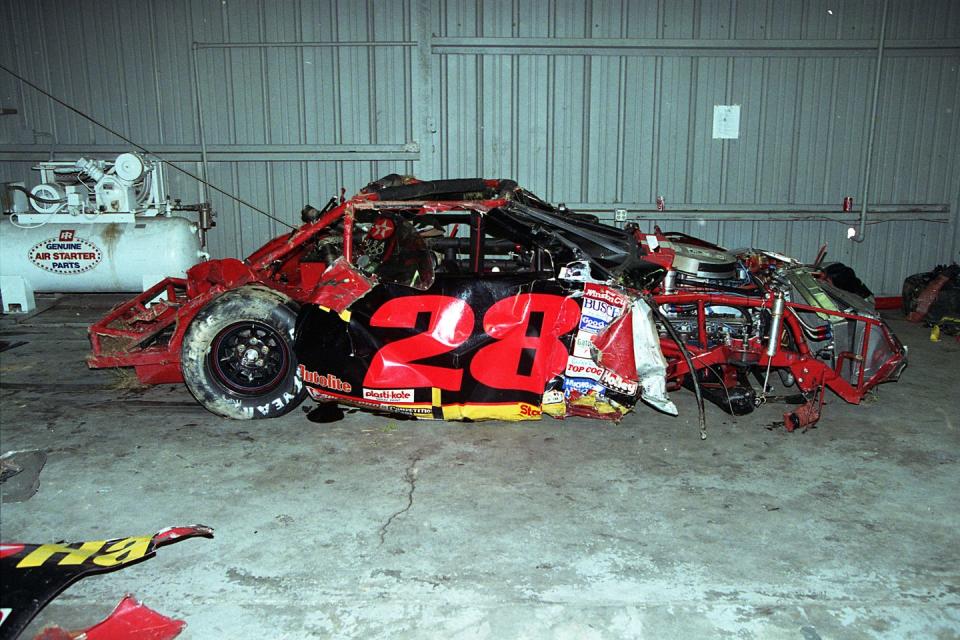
649,297,707,440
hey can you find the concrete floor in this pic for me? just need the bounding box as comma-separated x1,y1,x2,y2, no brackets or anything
1,294,958,639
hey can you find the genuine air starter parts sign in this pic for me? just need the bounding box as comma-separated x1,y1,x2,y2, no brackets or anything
28,234,103,274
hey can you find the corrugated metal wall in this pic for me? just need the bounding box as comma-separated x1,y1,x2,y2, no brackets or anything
1,0,958,294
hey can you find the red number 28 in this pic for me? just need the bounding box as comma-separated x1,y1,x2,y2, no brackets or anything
362,293,579,395
363,296,474,390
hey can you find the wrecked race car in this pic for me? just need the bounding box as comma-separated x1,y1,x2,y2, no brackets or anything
88,176,906,430
293,196,676,422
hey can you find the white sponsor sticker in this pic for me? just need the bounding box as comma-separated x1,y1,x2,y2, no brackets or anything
28,236,102,274
583,284,627,308
581,297,618,321
573,333,595,358
565,357,606,381
600,369,639,395
363,388,415,404
542,389,564,405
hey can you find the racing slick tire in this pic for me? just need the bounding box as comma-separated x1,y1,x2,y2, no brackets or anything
181,287,307,419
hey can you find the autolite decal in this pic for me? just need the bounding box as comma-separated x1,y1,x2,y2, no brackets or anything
28,237,102,274
298,365,352,392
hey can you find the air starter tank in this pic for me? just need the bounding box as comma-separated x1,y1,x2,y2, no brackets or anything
0,154,208,313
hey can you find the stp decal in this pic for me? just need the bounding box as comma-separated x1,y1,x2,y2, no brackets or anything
28,236,102,274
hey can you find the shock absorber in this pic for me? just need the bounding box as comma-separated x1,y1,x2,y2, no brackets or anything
663,268,677,294
759,292,786,401
766,293,786,357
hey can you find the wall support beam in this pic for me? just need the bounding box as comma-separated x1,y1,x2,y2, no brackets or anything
431,37,960,57
0,144,421,162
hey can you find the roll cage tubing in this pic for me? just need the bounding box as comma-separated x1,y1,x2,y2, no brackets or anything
258,198,902,401
655,292,905,403
244,193,515,271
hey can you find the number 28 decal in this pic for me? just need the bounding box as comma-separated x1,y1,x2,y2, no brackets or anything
363,293,580,394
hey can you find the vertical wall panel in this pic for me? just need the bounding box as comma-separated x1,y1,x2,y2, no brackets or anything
619,57,656,204
515,55,550,187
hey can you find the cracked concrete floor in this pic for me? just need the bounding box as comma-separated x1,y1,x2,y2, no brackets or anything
1,295,958,639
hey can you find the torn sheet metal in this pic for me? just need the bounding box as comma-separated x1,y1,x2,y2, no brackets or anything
31,595,184,640
592,296,678,416
295,277,670,421
304,257,375,313
0,525,212,640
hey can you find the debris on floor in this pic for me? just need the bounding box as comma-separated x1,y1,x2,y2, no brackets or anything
903,264,960,325
30,595,184,640
0,341,28,353
0,525,213,640
0,450,47,503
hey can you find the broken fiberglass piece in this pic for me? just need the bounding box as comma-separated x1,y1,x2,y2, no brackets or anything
0,525,213,640
304,257,375,313
0,451,47,504
30,595,185,640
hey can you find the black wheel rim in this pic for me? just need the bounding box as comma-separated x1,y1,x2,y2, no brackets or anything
209,321,289,396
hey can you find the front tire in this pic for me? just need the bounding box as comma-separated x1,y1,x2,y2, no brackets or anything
181,287,307,419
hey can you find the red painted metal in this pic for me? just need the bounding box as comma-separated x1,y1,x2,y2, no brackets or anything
654,291,904,405
87,182,903,423
874,296,902,310
87,194,508,383
784,395,823,432
33,596,186,640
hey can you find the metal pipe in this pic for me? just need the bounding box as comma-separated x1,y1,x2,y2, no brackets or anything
195,41,416,50
191,43,210,205
852,0,890,243
342,207,354,264
663,269,677,294
431,35,957,57
766,294,786,357
0,143,421,163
